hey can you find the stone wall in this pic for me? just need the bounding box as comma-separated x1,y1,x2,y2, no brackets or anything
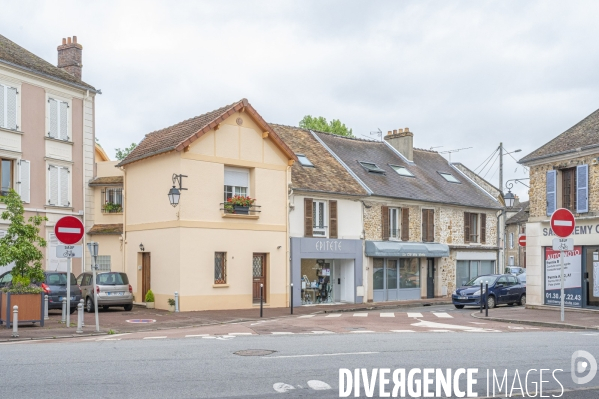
363,201,382,241
505,222,525,267
453,163,501,199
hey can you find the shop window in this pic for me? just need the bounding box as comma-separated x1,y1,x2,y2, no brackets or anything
399,258,420,289
214,252,227,284
224,167,249,201
373,259,384,290
456,260,495,287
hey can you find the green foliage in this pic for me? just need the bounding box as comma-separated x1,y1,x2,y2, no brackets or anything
145,289,155,303
167,298,176,306
108,329,116,335
299,115,353,137
2,282,43,294
0,190,47,286
115,143,137,161
103,202,123,213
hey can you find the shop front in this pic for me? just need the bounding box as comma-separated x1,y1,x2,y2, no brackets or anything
365,241,450,302
290,237,363,306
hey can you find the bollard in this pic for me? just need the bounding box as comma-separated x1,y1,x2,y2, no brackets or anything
479,283,483,314
61,298,67,324
175,291,179,313
290,283,294,315
44,294,49,320
76,302,83,333
80,299,85,326
260,284,264,318
485,283,489,317
12,305,18,338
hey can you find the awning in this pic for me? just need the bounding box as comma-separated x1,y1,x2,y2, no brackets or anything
365,241,450,258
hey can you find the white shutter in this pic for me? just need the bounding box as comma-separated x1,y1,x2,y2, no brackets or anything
60,167,69,206
6,87,17,130
577,164,589,213
59,101,68,140
49,98,58,138
19,160,30,203
546,170,557,216
0,84,5,128
49,165,58,205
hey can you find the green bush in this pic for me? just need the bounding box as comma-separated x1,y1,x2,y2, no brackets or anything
2,282,43,294
167,298,176,306
145,289,155,303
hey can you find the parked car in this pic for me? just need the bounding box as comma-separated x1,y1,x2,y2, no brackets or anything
77,272,133,312
0,271,81,313
517,272,526,286
505,266,525,276
452,274,526,309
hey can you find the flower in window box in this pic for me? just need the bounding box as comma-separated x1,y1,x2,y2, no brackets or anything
224,196,255,214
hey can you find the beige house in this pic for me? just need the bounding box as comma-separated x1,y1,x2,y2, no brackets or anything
505,200,528,269
118,99,296,310
0,34,97,275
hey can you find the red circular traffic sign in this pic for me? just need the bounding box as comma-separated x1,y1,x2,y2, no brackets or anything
550,208,576,238
518,234,526,247
54,216,84,245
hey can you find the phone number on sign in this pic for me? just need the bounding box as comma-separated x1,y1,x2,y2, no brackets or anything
545,293,581,301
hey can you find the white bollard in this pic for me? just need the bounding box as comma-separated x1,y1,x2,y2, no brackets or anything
80,299,85,326
12,305,18,338
76,302,83,333
175,291,179,313
61,298,66,324
44,295,49,320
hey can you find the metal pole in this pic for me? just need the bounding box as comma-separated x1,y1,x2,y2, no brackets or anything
260,283,263,318
12,306,18,338
175,291,179,313
499,142,503,196
44,295,49,320
80,299,85,326
560,250,565,322
92,256,100,332
61,298,66,323
76,302,83,333
290,283,294,315
66,257,71,327
480,283,483,313
485,283,489,317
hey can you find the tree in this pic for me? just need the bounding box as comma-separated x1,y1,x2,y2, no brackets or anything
299,115,353,137
115,143,137,161
0,190,47,288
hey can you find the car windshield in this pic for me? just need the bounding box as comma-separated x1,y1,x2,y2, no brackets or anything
464,276,497,286
45,273,77,286
97,273,129,285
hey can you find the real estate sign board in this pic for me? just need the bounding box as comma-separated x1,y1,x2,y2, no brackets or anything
544,246,582,307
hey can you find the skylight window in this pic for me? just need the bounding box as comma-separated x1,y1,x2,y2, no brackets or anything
359,161,385,174
296,154,314,167
390,164,414,177
439,172,460,183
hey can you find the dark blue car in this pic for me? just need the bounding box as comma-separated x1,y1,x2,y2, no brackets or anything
452,274,526,309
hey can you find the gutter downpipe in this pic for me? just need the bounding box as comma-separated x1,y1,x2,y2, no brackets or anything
497,209,506,274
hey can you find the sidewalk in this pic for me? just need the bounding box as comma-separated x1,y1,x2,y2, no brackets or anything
471,305,599,330
0,297,451,341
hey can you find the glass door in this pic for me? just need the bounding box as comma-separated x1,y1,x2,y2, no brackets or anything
373,258,385,302
585,247,599,308
386,260,399,301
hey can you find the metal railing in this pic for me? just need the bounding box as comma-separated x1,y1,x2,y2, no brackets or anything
220,203,261,215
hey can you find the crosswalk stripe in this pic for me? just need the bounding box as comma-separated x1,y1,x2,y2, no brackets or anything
325,314,342,317
311,331,334,334
407,312,423,318
185,334,209,338
380,313,395,318
272,332,294,335
429,330,453,333
298,315,315,318
353,313,368,317
143,336,167,339
391,330,415,333
227,332,253,336
350,330,375,333
433,312,453,318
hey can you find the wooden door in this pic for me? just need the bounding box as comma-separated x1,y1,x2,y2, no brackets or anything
142,252,151,301
252,254,266,303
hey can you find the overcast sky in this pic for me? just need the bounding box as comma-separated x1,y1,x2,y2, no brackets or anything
4,0,599,200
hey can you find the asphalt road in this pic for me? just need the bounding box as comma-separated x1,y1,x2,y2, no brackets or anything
2,327,598,399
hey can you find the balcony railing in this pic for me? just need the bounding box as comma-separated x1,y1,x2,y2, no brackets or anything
220,203,261,216
102,202,123,213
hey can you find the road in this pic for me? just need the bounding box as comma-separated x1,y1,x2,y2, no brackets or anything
2,305,598,398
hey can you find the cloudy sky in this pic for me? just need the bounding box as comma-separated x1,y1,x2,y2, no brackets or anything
4,0,599,200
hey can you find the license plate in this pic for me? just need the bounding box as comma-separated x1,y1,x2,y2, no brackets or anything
59,296,75,301
458,296,468,300
107,292,124,296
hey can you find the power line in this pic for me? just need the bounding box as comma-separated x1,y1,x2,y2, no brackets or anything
482,152,500,179
474,147,499,174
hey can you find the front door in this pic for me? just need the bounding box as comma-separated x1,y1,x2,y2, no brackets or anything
427,258,435,298
252,254,266,303
142,252,151,301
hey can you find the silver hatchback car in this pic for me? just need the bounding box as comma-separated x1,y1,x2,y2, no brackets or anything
77,272,134,312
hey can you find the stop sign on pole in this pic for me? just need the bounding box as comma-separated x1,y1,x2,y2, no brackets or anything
518,234,526,247
54,216,84,245
550,208,576,238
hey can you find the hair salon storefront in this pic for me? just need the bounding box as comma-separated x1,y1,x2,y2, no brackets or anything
290,237,363,306
366,241,450,302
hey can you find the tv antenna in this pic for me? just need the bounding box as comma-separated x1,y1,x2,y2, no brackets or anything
430,146,443,150
361,128,383,141
438,147,473,162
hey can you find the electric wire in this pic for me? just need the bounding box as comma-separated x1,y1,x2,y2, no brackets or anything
474,147,499,173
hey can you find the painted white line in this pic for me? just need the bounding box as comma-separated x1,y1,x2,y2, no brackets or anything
97,333,131,340
429,330,453,333
469,322,487,325
298,315,315,318
273,383,295,393
307,380,332,391
325,314,342,318
271,332,294,335
265,351,378,359
311,331,334,334
102,338,121,341
412,319,483,331
391,330,416,333
143,336,167,339
353,313,368,317
185,334,209,338
407,312,423,318
350,330,375,333
227,332,253,336
433,312,453,318
554,220,573,226
582,333,599,336
58,227,81,234
380,313,395,318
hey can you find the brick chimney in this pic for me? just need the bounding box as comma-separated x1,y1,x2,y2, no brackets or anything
57,36,83,80
384,127,413,161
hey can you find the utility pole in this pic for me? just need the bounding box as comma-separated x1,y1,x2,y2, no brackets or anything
499,142,503,195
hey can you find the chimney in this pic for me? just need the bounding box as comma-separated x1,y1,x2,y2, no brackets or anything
384,127,413,161
57,36,83,80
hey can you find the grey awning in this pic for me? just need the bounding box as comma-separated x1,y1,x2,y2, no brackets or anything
365,241,450,258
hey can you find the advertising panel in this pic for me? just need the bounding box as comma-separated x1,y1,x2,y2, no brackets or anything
544,246,582,307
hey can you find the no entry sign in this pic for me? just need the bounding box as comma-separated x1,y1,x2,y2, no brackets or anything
518,234,526,247
54,216,84,245
550,208,576,238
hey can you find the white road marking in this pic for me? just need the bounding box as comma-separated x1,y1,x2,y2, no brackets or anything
311,331,334,334
265,351,378,359
102,338,121,341
97,333,131,340
582,333,599,336
353,313,368,317
407,312,423,318
433,312,453,318
411,319,483,331
380,313,395,317
307,380,332,391
185,334,209,337
272,332,294,335
298,315,315,318
350,330,375,333
325,314,342,318
429,330,453,333
143,336,167,339
273,383,295,393
469,322,487,325
227,332,253,336
391,330,416,333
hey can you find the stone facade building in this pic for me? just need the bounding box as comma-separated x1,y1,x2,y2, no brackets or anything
505,201,529,269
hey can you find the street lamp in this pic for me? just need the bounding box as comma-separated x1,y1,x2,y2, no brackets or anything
168,174,187,207
504,178,530,208
504,190,516,208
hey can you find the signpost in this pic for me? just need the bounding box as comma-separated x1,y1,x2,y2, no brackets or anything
87,242,100,332
54,216,84,328
550,208,576,322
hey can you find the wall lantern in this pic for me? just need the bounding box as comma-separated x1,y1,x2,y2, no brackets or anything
139,243,144,252
168,174,188,207
504,190,516,208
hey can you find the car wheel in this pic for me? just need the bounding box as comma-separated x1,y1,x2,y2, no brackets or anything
487,295,496,309
69,307,76,314
454,305,465,309
86,297,94,313
518,294,526,306
124,304,133,311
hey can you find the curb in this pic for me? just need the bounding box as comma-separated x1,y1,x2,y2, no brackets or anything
470,311,599,330
322,301,453,313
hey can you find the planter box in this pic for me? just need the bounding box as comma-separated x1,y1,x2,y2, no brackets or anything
0,292,45,328
233,206,250,215
146,302,155,309
168,305,175,312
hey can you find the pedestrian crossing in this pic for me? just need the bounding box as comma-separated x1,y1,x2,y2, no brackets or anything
312,311,454,319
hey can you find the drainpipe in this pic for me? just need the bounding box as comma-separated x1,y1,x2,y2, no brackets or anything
496,209,505,273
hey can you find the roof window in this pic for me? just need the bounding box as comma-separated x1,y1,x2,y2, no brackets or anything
439,172,460,183
296,154,314,167
359,161,385,174
390,164,414,177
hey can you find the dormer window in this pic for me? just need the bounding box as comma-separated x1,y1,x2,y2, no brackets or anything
359,161,385,174
439,172,460,183
390,164,414,177
296,154,314,167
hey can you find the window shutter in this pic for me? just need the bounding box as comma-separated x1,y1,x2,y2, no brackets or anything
60,167,69,206
329,200,338,239
304,198,313,237
0,84,5,128
464,212,470,243
401,207,410,241
480,213,486,244
381,205,389,241
546,170,557,216
577,164,589,213
427,209,435,242
49,166,58,205
6,87,17,130
59,101,68,140
19,160,30,203
49,98,58,138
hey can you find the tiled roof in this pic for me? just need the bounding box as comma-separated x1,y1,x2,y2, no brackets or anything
271,124,367,196
506,201,529,225
88,224,123,235
520,108,599,163
89,176,123,186
0,34,95,91
117,99,296,167
314,132,501,209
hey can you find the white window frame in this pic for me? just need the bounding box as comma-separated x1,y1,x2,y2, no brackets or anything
389,207,400,240
0,79,21,131
509,232,514,249
45,92,72,142
313,200,327,236
46,161,71,207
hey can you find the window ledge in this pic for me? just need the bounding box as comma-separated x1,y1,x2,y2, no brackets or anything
45,136,73,145
221,213,259,219
213,284,229,288
0,127,24,135
44,205,74,210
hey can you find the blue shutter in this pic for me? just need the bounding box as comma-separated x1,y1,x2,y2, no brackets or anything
546,170,557,216
577,164,589,213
